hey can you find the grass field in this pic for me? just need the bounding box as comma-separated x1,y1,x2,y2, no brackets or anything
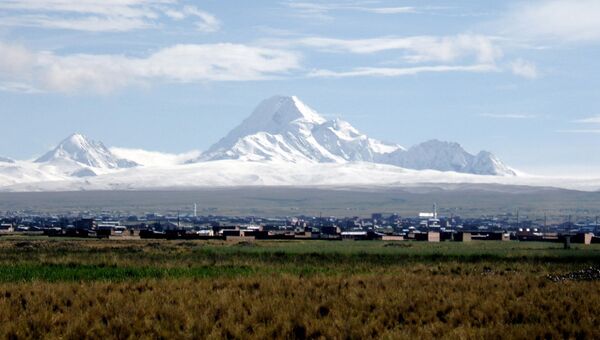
0,238,599,338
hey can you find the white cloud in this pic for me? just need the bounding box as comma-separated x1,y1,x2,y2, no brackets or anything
0,0,219,32
363,7,416,14
284,2,416,19
164,5,220,32
286,35,502,64
285,2,329,12
509,59,538,79
110,147,201,167
0,82,43,94
0,15,154,32
558,129,600,134
480,113,537,119
573,115,600,124
499,0,600,43
309,64,498,78
0,42,301,93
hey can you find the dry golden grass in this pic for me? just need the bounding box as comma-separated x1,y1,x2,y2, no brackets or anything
0,238,598,339
0,269,599,339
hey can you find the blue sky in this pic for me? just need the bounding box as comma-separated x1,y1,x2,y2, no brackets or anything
1,0,600,175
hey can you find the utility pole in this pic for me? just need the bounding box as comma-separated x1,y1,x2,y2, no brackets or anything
516,209,520,229
544,212,547,233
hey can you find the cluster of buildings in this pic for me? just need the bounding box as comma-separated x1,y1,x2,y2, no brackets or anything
1,205,598,244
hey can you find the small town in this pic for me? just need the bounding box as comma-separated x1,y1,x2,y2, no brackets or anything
2,204,599,245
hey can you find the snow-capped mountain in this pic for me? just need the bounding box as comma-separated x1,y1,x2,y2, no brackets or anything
0,96,523,192
35,133,138,171
380,140,516,176
193,95,514,176
194,95,402,163
0,157,14,163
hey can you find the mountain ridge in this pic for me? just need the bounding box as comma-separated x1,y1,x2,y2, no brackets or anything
0,95,521,191
192,95,515,176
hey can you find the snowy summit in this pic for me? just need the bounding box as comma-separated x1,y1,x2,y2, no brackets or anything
193,95,514,176
35,133,138,170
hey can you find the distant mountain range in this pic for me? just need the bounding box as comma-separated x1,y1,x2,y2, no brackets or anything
0,95,534,192
192,96,515,176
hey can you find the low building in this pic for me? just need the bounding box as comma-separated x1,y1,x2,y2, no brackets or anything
454,232,471,242
0,223,14,233
427,231,440,243
74,218,96,230
415,232,440,242
226,235,255,242
381,235,404,241
571,233,593,245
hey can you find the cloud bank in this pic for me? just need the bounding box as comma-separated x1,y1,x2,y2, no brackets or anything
0,0,219,32
499,0,600,43
0,42,301,93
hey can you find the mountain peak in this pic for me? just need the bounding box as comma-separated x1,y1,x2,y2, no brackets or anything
203,95,327,156
248,95,326,127
35,133,137,169
382,139,515,176
64,132,87,144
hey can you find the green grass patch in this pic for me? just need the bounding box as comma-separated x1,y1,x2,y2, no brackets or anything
0,264,255,282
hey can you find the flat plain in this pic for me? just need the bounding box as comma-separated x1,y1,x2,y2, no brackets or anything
0,238,599,339
1,186,600,218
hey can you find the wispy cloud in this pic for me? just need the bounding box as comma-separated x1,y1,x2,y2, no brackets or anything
360,7,416,14
271,34,502,64
164,5,220,32
309,64,498,78
480,113,537,119
0,41,300,93
0,0,220,32
283,2,417,19
558,129,600,134
557,115,600,134
510,59,538,79
573,115,600,124
497,0,600,43
0,81,43,94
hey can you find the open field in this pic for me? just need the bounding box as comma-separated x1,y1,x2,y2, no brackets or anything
1,185,600,218
0,238,599,338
